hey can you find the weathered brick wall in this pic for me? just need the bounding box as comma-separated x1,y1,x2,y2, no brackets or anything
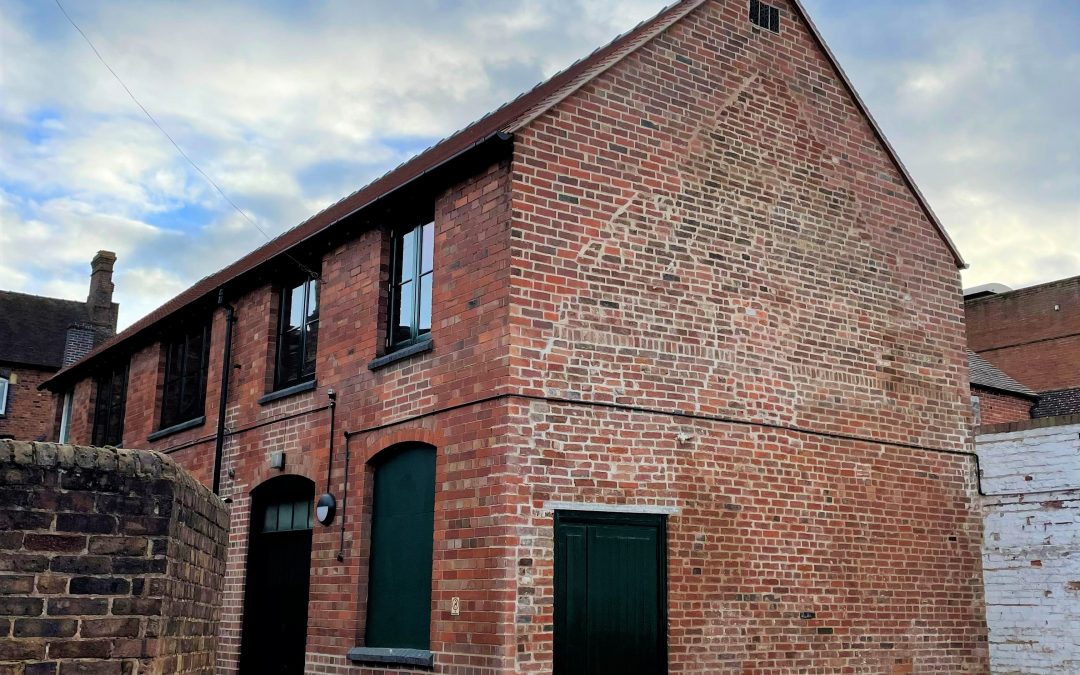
966,276,1080,393
507,0,984,671
975,335,1080,396
509,0,971,452
43,1,990,673
0,440,228,675
0,366,57,442
972,385,1033,425
976,416,1080,674
507,400,986,673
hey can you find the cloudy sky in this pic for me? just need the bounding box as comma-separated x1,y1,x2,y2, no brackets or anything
2,0,1077,329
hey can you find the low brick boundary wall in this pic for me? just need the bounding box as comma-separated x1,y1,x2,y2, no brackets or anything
0,441,228,675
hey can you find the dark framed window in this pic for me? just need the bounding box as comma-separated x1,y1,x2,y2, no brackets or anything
160,321,211,429
749,0,780,32
260,498,313,533
387,221,433,350
365,444,436,650
275,276,319,390
58,391,73,443
92,362,128,446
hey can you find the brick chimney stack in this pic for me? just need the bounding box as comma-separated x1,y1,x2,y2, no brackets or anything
87,250,118,341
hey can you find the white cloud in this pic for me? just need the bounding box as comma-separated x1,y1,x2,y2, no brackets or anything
1,0,1076,330
803,0,1080,290
1,0,670,329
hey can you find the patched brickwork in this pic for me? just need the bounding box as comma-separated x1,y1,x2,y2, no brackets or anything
0,440,228,675
507,400,986,673
509,0,970,452
977,417,1080,673
506,0,983,671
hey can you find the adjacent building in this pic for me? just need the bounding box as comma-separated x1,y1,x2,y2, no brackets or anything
966,275,1080,419
41,1,988,673
0,251,118,441
968,349,1038,425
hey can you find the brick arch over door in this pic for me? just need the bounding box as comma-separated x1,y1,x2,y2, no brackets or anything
359,425,443,464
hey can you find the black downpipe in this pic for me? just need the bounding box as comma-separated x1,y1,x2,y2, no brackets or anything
325,389,337,493
337,431,354,562
213,289,235,495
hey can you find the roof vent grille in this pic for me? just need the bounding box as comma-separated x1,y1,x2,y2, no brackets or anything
749,0,780,33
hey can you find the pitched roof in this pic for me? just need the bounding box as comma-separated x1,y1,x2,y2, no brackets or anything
0,291,90,370
1031,387,1080,418
43,0,965,390
968,350,1038,397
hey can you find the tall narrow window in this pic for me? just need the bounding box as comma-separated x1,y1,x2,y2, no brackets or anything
276,277,319,390
92,362,127,446
160,320,211,429
0,376,9,415
387,221,434,349
365,444,437,651
58,391,73,443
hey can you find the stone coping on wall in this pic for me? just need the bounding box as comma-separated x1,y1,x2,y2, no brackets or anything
975,413,1080,437
0,438,228,547
2,440,187,485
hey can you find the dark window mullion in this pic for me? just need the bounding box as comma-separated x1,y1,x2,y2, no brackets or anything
198,324,208,411
410,227,421,340
176,333,188,424
298,279,309,378
276,288,289,388
389,233,401,350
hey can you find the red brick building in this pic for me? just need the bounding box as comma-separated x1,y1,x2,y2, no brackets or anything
967,350,1037,425
0,251,118,441
42,1,988,672
966,275,1080,419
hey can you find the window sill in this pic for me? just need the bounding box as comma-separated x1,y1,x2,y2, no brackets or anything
346,647,433,668
147,416,206,442
368,339,433,371
258,379,317,405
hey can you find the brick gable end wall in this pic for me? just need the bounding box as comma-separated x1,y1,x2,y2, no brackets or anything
507,0,984,671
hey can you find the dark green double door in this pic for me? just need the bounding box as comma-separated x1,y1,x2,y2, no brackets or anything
554,512,667,675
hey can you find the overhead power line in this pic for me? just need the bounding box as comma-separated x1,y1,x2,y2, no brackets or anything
53,0,320,281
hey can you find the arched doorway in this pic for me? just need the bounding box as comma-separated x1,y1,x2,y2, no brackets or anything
239,475,315,675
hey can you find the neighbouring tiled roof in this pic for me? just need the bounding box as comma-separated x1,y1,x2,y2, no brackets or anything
42,0,966,390
1031,388,1080,418
0,291,90,370
968,350,1038,397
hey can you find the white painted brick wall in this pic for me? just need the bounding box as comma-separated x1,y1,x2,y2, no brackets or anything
977,422,1080,674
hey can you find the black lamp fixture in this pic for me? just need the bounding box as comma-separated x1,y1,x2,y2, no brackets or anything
317,388,338,526
316,492,337,525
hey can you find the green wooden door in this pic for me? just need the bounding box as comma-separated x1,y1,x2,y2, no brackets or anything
365,444,437,649
554,512,667,674
239,476,315,675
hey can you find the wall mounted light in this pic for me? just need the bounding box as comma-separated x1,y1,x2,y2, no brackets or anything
316,492,337,526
